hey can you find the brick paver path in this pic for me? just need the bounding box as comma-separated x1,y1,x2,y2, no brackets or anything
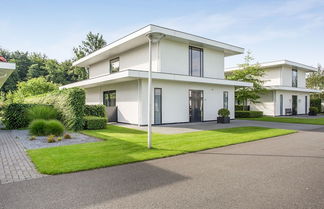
0,130,44,184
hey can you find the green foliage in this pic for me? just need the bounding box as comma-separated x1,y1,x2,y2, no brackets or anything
226,51,268,105
29,119,47,136
47,135,56,143
27,105,58,121
46,120,65,136
218,108,230,117
29,119,64,136
84,116,107,130
84,105,106,117
309,107,318,115
2,104,33,129
235,105,250,111
57,137,62,142
310,98,321,113
235,111,263,118
73,32,107,59
25,88,85,131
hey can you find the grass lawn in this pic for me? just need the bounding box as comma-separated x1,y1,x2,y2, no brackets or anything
240,116,324,125
28,125,295,175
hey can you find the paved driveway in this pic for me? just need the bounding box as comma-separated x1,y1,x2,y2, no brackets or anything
1,128,324,209
117,119,323,134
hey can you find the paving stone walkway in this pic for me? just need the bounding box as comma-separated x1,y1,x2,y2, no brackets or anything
0,130,44,184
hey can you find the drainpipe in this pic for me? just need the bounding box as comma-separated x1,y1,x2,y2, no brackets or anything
146,32,164,149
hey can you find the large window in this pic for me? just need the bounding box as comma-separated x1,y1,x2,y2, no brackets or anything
223,91,228,109
103,90,116,107
189,46,203,77
110,57,120,74
154,88,162,125
292,69,298,87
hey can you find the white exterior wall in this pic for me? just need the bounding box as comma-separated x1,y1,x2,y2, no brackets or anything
262,67,281,86
140,79,234,125
159,39,225,79
84,80,140,124
297,70,306,88
274,90,310,116
250,91,275,116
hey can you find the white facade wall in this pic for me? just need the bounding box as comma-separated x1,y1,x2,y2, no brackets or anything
250,91,275,116
85,80,140,124
140,79,234,125
274,90,310,116
262,67,281,86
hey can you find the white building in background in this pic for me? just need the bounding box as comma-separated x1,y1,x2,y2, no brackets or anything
61,25,251,125
226,60,321,116
0,61,16,88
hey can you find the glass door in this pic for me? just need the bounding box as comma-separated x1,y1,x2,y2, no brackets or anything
189,90,203,122
292,95,298,115
154,88,162,125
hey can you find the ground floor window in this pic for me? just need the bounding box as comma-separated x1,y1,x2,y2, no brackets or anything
292,95,298,115
280,94,283,115
154,88,162,125
305,96,308,114
103,90,116,107
223,91,228,109
189,90,204,122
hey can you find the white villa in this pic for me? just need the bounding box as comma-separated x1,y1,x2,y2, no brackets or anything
0,62,16,88
226,60,321,116
61,25,251,125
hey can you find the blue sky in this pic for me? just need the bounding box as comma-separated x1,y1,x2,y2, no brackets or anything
1,0,324,67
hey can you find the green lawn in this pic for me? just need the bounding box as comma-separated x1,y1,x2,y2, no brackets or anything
28,125,295,175
240,116,324,125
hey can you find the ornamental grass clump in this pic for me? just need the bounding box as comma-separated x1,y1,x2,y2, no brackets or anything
27,105,58,120
29,119,64,136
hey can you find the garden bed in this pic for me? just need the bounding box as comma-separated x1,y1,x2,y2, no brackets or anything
15,130,101,149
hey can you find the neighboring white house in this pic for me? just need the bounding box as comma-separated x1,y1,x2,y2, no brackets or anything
61,24,251,125
0,61,16,88
226,60,321,116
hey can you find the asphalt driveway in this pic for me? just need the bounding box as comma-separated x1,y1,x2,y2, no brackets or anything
1,128,324,209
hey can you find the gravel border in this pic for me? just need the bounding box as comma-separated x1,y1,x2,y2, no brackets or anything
14,130,101,150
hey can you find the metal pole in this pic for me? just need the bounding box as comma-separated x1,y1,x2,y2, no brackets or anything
147,35,153,149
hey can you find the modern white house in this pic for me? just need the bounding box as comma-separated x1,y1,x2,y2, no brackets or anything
226,60,321,116
0,61,16,88
61,25,252,125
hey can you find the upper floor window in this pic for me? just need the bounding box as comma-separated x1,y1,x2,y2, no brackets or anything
292,69,298,87
110,57,120,73
189,46,203,77
103,90,116,107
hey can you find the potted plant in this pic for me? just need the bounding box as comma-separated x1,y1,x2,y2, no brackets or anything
217,108,230,123
308,107,318,116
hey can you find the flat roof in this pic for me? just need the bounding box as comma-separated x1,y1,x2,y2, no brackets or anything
60,69,252,89
73,24,244,67
0,62,16,88
226,60,317,72
266,86,321,93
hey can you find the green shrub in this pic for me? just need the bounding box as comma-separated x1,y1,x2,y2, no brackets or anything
310,98,321,113
84,116,107,130
47,135,56,143
235,105,250,111
46,120,64,136
24,88,85,131
84,105,106,117
29,119,64,136
309,107,318,115
218,108,230,117
29,119,47,136
235,111,263,118
27,105,58,120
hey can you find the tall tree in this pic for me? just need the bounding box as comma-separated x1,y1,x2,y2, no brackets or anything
73,32,107,59
226,52,268,107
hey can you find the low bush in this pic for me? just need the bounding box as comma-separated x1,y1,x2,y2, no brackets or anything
310,98,321,113
63,133,72,139
218,108,230,117
29,119,47,136
47,135,56,143
84,105,106,117
235,105,250,111
84,116,107,130
46,120,64,136
29,119,64,136
235,111,263,118
309,107,318,116
27,105,58,120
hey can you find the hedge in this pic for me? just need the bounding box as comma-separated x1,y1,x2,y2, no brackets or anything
24,88,85,131
235,105,250,111
2,103,52,129
84,105,106,117
84,116,107,130
310,98,321,113
235,111,263,118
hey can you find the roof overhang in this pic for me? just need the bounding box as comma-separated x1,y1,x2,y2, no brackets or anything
266,86,321,93
73,24,244,67
60,69,252,89
0,62,16,88
226,60,317,72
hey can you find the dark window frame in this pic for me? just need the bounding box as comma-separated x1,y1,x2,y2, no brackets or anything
188,89,204,122
189,46,204,77
154,88,162,125
223,91,228,109
292,68,298,87
110,57,120,74
103,90,116,107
